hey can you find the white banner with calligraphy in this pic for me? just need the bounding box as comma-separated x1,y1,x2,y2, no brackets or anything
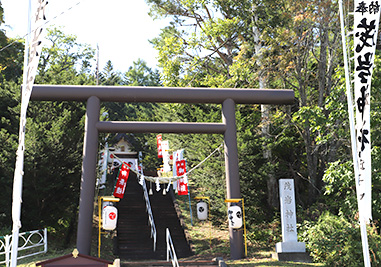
353,0,380,223
11,1,48,266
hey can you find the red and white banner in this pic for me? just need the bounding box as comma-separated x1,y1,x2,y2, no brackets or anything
353,0,380,223
176,159,188,195
157,134,163,158
113,163,131,199
177,176,188,196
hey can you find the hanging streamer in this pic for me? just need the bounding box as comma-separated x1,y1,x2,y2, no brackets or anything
155,178,161,192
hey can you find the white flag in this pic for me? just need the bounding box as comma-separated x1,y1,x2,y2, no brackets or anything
11,1,48,266
353,0,380,222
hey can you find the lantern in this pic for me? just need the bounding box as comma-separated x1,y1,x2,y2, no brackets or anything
197,201,208,221
102,205,118,230
228,205,242,229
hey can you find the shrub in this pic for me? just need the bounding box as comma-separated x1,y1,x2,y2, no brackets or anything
300,212,381,266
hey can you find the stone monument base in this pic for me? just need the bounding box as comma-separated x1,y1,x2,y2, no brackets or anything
276,241,306,253
272,252,312,263
274,241,311,262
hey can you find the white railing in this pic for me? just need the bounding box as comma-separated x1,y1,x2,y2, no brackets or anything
0,228,47,267
141,178,157,251
166,228,179,267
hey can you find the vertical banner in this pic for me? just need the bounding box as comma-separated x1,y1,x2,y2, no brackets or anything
161,140,171,172
138,151,143,174
98,148,108,185
113,163,131,199
157,134,163,158
353,0,380,223
172,149,184,190
11,1,48,266
176,159,188,195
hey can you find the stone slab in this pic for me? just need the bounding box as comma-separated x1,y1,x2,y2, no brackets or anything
272,252,312,263
276,241,306,253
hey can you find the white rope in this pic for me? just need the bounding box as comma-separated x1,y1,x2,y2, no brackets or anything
111,143,224,184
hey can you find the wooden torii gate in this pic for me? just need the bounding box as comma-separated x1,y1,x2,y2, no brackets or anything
30,85,294,259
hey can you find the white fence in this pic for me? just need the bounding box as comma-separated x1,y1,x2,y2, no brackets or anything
0,228,47,266
141,178,157,251
166,228,179,267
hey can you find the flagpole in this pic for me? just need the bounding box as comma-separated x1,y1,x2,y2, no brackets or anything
339,1,371,266
10,0,32,266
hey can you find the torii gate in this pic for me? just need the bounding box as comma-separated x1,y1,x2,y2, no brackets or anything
30,85,294,259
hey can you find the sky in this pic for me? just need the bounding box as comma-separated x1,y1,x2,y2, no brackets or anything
1,0,170,72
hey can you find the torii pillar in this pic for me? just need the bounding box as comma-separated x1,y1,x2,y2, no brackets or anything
30,85,294,259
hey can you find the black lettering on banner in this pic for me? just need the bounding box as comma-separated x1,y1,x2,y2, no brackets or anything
356,1,368,14
359,173,365,185
370,1,381,14
356,1,381,15
358,126,370,156
356,52,373,83
355,18,376,53
359,158,366,170
356,85,369,118
360,193,366,200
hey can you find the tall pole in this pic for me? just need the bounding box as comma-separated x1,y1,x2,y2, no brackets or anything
76,96,100,255
222,98,243,259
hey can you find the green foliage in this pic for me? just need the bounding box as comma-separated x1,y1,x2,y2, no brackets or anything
300,212,381,266
38,27,95,84
123,59,161,86
0,81,20,228
322,161,357,220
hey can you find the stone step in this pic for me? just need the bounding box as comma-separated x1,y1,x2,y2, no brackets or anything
115,173,192,260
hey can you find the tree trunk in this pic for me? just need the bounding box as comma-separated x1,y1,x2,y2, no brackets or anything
252,3,278,208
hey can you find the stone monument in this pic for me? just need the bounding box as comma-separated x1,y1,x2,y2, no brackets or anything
274,179,310,262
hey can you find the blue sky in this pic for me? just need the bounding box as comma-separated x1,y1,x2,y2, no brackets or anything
1,0,169,72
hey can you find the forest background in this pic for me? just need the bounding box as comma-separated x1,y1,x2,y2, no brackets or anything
1,0,381,265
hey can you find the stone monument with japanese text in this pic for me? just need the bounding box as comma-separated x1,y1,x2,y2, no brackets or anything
275,179,310,262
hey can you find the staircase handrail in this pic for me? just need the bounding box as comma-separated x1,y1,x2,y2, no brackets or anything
141,178,157,251
166,228,179,267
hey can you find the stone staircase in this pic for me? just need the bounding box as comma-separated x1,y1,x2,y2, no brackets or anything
115,173,193,261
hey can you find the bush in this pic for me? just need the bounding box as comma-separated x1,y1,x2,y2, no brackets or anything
300,212,381,266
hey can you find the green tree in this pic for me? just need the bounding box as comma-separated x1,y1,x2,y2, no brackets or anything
123,59,161,86
99,60,122,85
0,80,21,230
37,27,95,85
262,0,343,203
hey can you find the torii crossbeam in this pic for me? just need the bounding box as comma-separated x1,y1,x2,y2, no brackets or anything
31,85,294,259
